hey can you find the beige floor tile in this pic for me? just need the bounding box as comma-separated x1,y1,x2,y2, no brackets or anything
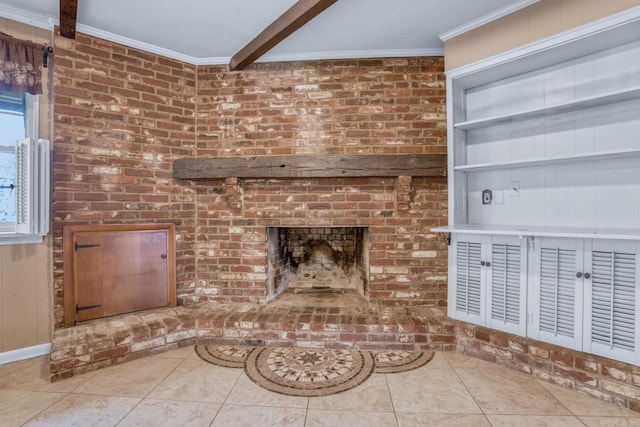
308,373,392,411
386,367,481,414
396,413,492,427
117,398,220,427
226,374,309,408
420,351,452,369
444,351,498,369
0,356,90,393
22,393,139,427
72,355,181,398
458,367,570,415
580,416,640,427
155,346,199,360
0,389,65,427
148,356,242,403
305,409,398,427
487,414,587,426
211,404,306,427
538,381,640,417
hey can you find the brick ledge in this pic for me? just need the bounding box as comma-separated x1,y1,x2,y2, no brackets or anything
50,302,454,381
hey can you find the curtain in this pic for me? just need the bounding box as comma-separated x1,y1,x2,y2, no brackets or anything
0,32,43,95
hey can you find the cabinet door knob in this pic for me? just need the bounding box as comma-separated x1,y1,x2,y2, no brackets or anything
485,261,491,267
576,272,582,278
480,261,486,266
584,272,591,279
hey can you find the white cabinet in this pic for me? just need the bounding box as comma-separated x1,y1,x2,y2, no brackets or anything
530,238,640,365
584,239,640,365
452,235,640,364
450,234,483,325
450,234,527,335
530,237,584,351
436,9,640,365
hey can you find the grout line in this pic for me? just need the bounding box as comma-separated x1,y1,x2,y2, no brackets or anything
382,372,401,427
447,357,493,425
111,353,188,425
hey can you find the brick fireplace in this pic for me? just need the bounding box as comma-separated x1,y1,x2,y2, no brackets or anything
52,32,449,329
50,32,450,377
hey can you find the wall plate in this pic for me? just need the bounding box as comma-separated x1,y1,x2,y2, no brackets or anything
509,181,520,197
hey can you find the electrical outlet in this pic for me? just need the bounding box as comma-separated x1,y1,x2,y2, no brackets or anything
482,189,492,204
509,181,520,197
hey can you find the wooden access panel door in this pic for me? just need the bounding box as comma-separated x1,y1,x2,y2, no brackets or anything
63,224,176,326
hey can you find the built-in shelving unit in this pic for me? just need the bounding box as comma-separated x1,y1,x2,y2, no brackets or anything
434,8,640,366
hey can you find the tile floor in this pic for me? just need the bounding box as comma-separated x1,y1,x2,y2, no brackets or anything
1,347,640,427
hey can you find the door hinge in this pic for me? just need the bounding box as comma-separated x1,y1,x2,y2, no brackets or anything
75,242,100,251
446,233,451,246
76,304,101,312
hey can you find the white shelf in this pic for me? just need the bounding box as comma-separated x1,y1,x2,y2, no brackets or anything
455,85,640,130
432,224,640,240
455,148,640,172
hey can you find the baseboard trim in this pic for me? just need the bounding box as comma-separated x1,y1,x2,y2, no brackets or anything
0,343,51,365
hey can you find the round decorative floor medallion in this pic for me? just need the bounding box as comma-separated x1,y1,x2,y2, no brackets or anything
195,345,251,368
372,350,435,373
244,347,375,397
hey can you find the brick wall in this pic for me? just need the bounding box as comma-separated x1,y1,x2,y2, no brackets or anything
52,31,448,327
193,59,448,306
52,32,198,327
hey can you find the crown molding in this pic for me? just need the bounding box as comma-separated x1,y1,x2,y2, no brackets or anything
75,24,206,64
0,4,55,31
259,48,443,63
439,0,540,41
62,23,445,66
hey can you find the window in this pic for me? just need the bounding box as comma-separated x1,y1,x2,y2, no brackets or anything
0,90,50,245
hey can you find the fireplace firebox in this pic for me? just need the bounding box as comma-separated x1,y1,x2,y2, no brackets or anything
265,227,369,302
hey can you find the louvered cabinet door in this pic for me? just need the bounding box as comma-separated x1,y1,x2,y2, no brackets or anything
486,236,528,335
449,234,484,324
530,237,584,351
584,240,640,365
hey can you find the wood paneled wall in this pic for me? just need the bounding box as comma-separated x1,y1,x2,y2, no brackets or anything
0,18,53,353
444,0,640,70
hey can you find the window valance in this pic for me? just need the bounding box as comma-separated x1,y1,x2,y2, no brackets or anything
0,32,43,95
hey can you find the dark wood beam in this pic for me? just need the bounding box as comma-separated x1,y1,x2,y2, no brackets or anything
229,0,338,71
59,0,78,39
173,154,447,179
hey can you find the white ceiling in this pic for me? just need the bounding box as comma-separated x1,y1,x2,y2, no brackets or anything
0,0,538,65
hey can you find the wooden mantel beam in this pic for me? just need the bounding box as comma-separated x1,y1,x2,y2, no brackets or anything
229,0,338,71
59,0,78,39
173,154,447,179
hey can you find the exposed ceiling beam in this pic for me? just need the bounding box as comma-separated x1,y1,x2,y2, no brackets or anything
59,0,78,39
229,0,338,71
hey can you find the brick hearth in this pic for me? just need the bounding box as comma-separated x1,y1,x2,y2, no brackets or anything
49,303,455,381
